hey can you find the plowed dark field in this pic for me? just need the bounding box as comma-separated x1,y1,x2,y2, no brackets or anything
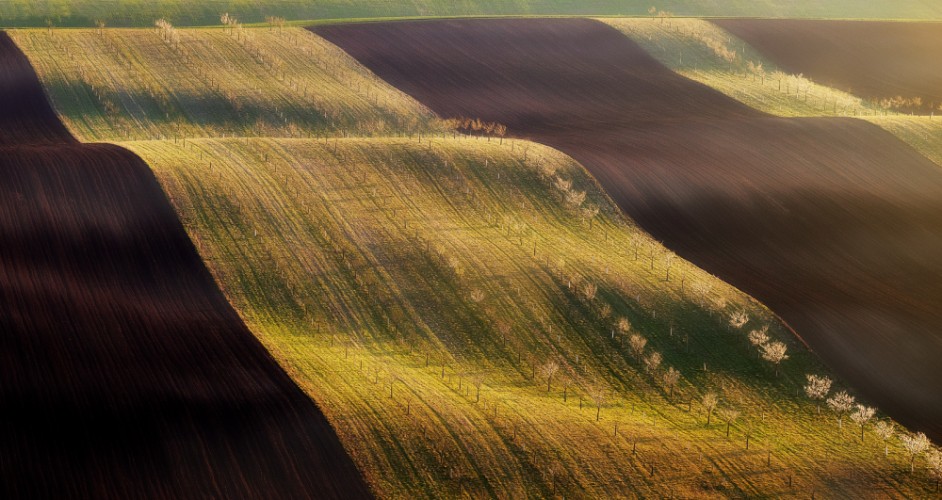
318,19,942,442
0,33,370,498
715,19,942,110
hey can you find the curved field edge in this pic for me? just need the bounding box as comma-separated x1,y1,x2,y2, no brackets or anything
315,14,942,459
599,17,942,168
6,27,441,142
0,32,370,498
126,136,934,498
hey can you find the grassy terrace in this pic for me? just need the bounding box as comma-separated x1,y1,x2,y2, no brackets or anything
9,27,438,141
13,25,940,496
129,136,923,497
601,17,942,167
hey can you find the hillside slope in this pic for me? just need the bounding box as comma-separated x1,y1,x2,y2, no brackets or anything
129,135,924,498
9,27,438,142
601,17,942,169
715,19,942,113
0,32,369,499
317,18,942,444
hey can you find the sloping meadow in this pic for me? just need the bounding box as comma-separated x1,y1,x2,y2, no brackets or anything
0,32,370,498
11,21,940,497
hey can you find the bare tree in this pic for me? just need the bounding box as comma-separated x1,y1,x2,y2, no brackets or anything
849,405,876,442
760,341,788,377
472,374,485,403
717,407,740,437
540,360,560,393
874,421,895,457
588,386,607,421
629,334,647,360
582,281,598,301
743,418,756,450
662,366,680,399
95,19,106,36
827,391,855,433
804,374,832,414
644,352,662,374
900,432,930,473
664,253,675,281
702,392,719,425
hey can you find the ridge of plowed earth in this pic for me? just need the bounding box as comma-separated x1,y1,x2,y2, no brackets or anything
0,32,370,499
317,18,942,443
714,19,942,113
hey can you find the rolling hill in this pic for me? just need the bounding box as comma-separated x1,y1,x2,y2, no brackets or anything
0,31,368,499
317,18,942,446
715,19,942,113
8,20,942,497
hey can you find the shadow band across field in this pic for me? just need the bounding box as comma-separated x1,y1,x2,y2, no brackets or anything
0,33,370,498
317,18,942,442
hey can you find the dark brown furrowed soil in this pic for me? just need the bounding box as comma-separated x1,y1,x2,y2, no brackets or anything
317,19,942,442
715,19,942,110
0,33,370,498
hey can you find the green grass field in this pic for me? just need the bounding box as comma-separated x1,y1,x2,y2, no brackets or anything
12,23,942,497
4,0,942,27
9,27,438,141
128,136,930,497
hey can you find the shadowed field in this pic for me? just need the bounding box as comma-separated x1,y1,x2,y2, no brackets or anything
0,33,369,498
317,18,942,442
715,19,942,111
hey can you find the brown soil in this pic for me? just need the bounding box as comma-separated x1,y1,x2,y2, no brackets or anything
0,33,370,498
317,18,942,442
715,19,942,110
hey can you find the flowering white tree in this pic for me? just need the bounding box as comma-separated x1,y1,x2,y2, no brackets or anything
804,374,832,414
629,334,647,360
874,421,895,457
662,367,680,399
760,341,788,377
827,391,855,433
901,432,930,473
702,392,719,425
729,310,748,329
849,405,876,442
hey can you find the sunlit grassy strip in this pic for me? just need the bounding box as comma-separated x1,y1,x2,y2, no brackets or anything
601,18,942,169
6,0,942,27
599,18,878,118
9,27,439,141
127,136,925,498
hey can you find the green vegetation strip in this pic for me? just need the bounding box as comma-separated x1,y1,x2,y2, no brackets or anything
12,22,940,496
126,135,934,497
601,17,942,167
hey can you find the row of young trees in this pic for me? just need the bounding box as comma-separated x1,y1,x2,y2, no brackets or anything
802,372,940,485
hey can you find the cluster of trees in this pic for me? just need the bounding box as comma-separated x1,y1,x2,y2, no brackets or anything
730,312,789,377
875,96,940,115
153,19,180,47
553,175,587,210
801,372,942,486
265,16,287,32
443,117,508,143
220,12,246,40
647,7,674,26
